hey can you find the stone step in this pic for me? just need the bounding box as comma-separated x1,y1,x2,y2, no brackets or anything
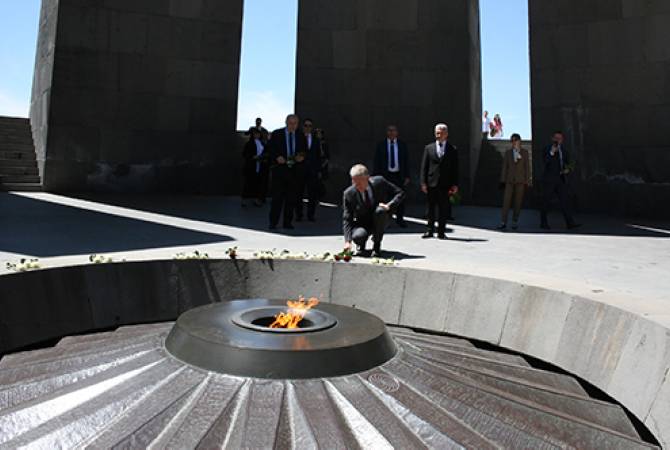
0,142,35,152
0,174,41,184
0,135,33,145
0,117,30,128
0,150,37,160
0,166,39,176
0,182,42,192
0,158,38,168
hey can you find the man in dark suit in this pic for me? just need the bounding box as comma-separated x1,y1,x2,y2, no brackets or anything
373,125,410,227
267,114,307,230
343,164,405,257
245,117,269,138
540,131,580,230
296,118,322,222
420,123,459,239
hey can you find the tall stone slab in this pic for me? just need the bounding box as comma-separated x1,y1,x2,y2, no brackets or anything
30,0,244,192
295,0,482,201
530,1,670,217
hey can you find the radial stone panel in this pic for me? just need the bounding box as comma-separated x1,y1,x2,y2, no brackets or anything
0,301,656,449
295,0,482,202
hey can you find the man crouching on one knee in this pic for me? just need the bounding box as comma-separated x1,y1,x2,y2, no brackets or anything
343,164,405,257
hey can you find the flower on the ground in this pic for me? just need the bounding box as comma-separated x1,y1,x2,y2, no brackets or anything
6,258,42,272
89,254,113,264
371,257,396,266
174,250,210,260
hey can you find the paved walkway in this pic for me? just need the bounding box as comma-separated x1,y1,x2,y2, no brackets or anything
1,192,669,317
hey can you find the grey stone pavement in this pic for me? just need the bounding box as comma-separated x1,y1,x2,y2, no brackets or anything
1,191,669,318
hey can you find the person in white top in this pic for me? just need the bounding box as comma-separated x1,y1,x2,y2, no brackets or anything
242,128,269,207
482,111,492,140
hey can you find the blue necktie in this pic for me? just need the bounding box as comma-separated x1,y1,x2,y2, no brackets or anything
289,133,295,157
389,141,397,170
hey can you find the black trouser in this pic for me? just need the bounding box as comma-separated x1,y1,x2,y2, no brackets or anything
243,167,269,202
540,178,574,226
384,172,406,223
352,207,390,250
426,186,451,235
269,167,296,227
296,171,320,220
293,163,307,219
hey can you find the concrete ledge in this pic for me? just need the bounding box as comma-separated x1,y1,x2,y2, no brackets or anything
0,258,667,445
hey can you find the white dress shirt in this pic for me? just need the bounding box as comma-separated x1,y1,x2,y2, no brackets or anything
254,139,264,173
436,141,447,159
387,139,399,172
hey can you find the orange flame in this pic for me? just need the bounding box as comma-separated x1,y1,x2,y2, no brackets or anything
269,296,320,329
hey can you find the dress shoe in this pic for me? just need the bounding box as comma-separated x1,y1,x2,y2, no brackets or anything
437,233,448,240
567,223,582,230
396,220,408,228
371,249,382,258
540,223,551,230
283,224,294,230
354,247,368,257
511,221,519,230
421,232,434,239
269,224,277,230
496,223,507,231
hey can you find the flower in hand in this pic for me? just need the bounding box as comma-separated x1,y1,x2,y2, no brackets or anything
334,248,353,262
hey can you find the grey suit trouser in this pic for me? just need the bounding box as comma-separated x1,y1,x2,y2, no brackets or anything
352,207,390,250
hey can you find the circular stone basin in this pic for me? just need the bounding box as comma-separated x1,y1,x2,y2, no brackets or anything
165,299,397,379
231,306,337,333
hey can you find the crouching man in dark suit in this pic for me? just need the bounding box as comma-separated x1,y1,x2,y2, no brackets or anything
343,164,405,257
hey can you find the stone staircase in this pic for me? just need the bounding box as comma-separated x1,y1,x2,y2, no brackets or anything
0,117,42,191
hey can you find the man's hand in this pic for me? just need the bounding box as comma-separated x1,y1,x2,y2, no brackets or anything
421,183,428,194
404,177,411,186
550,146,557,156
343,241,352,251
276,156,286,165
295,154,305,163
378,203,390,211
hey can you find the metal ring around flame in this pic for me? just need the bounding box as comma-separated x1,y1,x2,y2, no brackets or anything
231,306,338,333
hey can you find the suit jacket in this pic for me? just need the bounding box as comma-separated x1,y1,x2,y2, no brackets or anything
373,140,410,179
267,128,308,179
268,127,307,161
342,176,405,241
304,133,322,175
500,147,530,184
542,144,571,182
420,141,459,189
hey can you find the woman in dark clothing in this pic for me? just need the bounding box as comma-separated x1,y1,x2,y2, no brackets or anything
242,129,269,207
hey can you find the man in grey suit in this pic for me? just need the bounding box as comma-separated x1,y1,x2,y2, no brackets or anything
343,164,405,257
420,123,459,239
